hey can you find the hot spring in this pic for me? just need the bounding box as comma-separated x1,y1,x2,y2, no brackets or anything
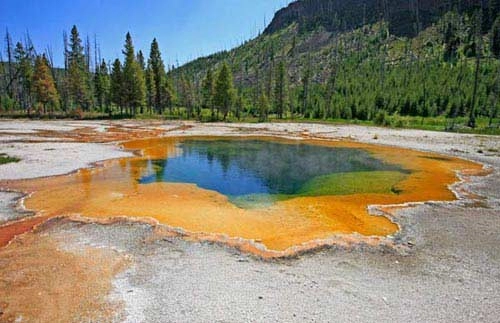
3,136,482,255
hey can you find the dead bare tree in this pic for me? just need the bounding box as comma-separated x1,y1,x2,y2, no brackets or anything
0,50,5,107
415,0,421,34
5,29,14,98
45,45,57,82
85,35,91,73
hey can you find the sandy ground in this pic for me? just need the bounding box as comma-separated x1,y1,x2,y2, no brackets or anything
0,120,499,323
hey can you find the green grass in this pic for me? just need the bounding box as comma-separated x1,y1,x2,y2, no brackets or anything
384,115,500,135
266,115,500,135
0,153,20,165
2,108,498,135
156,109,499,135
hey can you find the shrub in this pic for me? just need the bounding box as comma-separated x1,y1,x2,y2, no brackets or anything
70,108,85,120
374,111,390,126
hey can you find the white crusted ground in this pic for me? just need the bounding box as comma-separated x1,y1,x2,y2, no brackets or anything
0,120,499,323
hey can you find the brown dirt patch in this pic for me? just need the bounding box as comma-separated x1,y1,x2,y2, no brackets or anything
0,229,127,322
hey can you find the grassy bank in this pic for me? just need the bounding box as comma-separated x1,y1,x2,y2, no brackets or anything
0,153,20,165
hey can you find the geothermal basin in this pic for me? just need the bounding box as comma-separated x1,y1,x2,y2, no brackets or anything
1,136,483,257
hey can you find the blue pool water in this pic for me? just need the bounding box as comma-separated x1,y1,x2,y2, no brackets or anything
138,139,406,197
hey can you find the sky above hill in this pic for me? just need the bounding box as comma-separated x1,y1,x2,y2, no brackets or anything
0,0,292,68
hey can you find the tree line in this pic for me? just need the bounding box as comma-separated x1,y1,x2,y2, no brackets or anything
1,4,500,130
0,25,238,120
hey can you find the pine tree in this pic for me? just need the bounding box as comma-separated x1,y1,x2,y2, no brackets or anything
162,74,176,115
213,62,235,120
145,62,155,113
258,92,269,122
443,14,459,61
110,58,123,114
492,17,500,58
136,50,146,71
274,61,287,119
300,62,311,116
265,43,275,101
94,61,102,110
32,55,59,114
201,68,215,117
179,74,195,119
136,50,146,114
14,42,33,111
122,32,145,115
266,63,274,102
67,25,91,110
324,67,337,119
235,92,244,120
148,38,167,114
469,9,484,129
94,59,110,113
101,60,111,114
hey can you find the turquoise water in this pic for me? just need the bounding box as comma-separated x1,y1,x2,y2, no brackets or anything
139,139,408,202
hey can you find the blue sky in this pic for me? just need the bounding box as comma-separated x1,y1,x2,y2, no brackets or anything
0,0,292,68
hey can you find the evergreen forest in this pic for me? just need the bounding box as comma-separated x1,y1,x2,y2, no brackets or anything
1,0,499,134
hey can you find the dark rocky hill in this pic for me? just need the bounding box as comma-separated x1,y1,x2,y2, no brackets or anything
264,0,483,36
173,0,491,88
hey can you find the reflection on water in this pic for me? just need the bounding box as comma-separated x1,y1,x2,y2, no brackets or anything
5,136,482,254
139,140,408,198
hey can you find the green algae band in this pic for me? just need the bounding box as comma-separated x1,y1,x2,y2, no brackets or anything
230,171,408,208
298,171,408,196
4,136,483,254
138,139,409,207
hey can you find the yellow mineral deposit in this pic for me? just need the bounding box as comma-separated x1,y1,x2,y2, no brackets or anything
0,137,484,257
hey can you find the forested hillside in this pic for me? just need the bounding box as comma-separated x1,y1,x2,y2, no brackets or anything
1,0,499,133
174,0,500,131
